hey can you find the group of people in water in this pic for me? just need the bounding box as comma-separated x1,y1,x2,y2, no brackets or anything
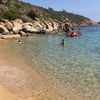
61,23,82,46
18,23,82,47
63,23,82,37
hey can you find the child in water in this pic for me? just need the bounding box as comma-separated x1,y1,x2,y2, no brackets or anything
18,40,22,44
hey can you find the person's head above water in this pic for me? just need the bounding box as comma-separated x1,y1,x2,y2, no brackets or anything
62,39,64,41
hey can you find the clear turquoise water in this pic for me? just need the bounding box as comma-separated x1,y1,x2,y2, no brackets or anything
4,26,100,99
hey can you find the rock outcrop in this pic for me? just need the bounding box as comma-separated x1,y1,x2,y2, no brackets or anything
0,18,60,37
0,17,97,38
0,25,9,35
12,19,23,34
5,21,13,31
22,22,38,33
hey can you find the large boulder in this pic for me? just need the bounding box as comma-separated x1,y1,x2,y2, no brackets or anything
14,19,23,24
41,20,56,32
0,22,6,26
22,23,38,33
51,21,59,30
33,21,44,32
0,19,8,26
0,25,9,35
12,19,23,34
5,21,13,31
44,22,54,32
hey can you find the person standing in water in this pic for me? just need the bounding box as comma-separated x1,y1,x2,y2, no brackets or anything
61,39,66,47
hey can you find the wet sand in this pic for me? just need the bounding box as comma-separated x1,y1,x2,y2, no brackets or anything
0,34,21,39
0,39,85,100
0,39,63,100
0,85,21,100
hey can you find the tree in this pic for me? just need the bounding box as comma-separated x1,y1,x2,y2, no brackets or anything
27,10,38,20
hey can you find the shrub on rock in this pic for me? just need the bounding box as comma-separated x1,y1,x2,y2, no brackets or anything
27,10,38,20
1,9,20,20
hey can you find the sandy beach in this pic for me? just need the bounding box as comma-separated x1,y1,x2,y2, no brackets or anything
0,39,47,100
0,58,83,100
0,85,21,100
0,0,100,99
0,39,62,100
0,39,86,100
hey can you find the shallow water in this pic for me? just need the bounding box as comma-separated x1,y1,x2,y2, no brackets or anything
2,26,100,99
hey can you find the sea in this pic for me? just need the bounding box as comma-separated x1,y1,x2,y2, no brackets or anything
2,26,100,99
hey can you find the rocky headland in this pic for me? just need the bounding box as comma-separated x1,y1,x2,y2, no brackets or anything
0,0,98,39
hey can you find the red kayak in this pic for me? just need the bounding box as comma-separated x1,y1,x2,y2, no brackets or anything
67,31,82,37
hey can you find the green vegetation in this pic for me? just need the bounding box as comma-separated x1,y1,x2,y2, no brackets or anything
44,7,89,23
27,10,38,20
0,0,92,24
0,9,20,20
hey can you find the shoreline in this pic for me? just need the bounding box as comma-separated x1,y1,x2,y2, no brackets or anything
0,39,85,100
0,39,64,99
0,34,21,39
0,40,48,99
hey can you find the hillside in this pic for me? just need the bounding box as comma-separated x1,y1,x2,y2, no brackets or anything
0,0,97,37
0,0,96,25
